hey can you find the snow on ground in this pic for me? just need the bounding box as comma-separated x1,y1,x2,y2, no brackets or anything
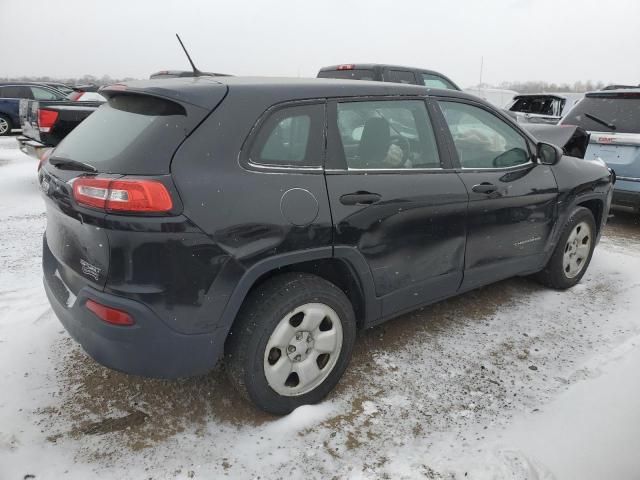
0,135,639,479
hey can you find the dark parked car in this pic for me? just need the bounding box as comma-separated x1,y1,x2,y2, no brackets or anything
40,77,613,414
0,82,68,136
318,63,460,90
17,91,106,160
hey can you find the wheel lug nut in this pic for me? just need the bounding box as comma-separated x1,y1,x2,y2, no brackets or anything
296,332,303,340
288,345,296,353
294,354,301,361
307,336,312,343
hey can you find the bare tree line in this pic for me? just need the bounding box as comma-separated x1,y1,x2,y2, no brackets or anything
496,80,608,93
0,74,138,86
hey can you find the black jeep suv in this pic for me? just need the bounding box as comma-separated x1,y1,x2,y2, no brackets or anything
40,77,613,414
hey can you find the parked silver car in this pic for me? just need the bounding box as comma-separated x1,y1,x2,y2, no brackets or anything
507,93,584,125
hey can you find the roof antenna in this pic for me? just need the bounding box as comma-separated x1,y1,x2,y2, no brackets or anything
176,33,202,77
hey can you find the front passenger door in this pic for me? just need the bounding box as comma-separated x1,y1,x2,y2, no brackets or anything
435,99,559,291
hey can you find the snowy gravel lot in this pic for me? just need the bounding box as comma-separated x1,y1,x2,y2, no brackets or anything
1,135,639,480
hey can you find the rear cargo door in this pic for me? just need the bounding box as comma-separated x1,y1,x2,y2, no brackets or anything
586,132,640,192
562,92,640,192
41,87,223,296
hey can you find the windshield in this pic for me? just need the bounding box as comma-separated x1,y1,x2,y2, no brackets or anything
509,96,562,116
562,94,640,134
52,94,190,174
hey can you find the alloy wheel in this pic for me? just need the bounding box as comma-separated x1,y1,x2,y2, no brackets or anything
263,303,343,396
563,221,592,278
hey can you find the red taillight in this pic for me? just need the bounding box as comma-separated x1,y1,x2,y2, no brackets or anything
38,109,59,133
72,177,173,212
86,299,134,326
337,64,355,70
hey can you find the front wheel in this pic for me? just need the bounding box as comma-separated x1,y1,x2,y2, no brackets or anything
225,273,356,415
535,206,596,289
0,115,12,136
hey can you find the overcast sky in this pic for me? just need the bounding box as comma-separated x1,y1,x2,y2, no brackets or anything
1,0,638,87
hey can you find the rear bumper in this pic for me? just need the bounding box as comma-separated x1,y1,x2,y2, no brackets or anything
17,135,51,160
44,255,223,379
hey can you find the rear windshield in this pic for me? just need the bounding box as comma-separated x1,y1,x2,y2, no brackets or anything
53,94,193,174
562,94,640,134
317,69,376,81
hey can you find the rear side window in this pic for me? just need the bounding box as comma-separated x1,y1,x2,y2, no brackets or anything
317,69,376,81
562,94,640,134
53,94,193,174
421,74,456,90
249,104,324,168
335,100,440,169
0,86,31,99
385,70,416,84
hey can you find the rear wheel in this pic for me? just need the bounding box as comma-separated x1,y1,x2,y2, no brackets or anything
0,115,12,136
535,207,596,289
225,273,356,415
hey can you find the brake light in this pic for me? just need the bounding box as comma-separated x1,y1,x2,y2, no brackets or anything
337,64,355,70
86,299,134,326
72,177,173,212
38,109,59,133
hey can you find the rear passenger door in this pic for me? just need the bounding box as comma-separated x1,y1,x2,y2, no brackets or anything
325,97,468,319
433,98,559,290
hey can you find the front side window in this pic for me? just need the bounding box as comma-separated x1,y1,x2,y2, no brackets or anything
30,87,60,100
336,100,440,169
385,70,416,84
422,74,456,90
439,101,530,169
249,103,324,167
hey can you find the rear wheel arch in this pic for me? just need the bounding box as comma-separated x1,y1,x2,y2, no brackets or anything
219,250,377,347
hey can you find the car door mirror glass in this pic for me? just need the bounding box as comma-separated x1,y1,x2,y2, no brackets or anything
537,142,560,165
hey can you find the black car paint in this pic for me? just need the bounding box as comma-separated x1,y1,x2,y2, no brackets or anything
41,77,613,378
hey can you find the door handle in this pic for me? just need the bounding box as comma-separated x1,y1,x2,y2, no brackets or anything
472,182,498,194
340,192,381,206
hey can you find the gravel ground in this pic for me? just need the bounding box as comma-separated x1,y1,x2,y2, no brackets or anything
0,135,639,479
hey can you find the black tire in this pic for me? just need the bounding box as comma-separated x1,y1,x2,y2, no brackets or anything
535,207,596,289
225,272,356,415
0,115,12,137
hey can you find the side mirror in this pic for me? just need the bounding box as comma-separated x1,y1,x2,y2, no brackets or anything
536,142,562,165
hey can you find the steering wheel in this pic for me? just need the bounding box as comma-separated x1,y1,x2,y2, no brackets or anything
389,135,411,163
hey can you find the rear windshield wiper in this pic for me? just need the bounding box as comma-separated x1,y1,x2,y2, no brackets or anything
584,113,617,131
49,157,97,173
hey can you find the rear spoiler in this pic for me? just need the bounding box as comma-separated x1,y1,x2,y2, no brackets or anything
523,124,590,159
